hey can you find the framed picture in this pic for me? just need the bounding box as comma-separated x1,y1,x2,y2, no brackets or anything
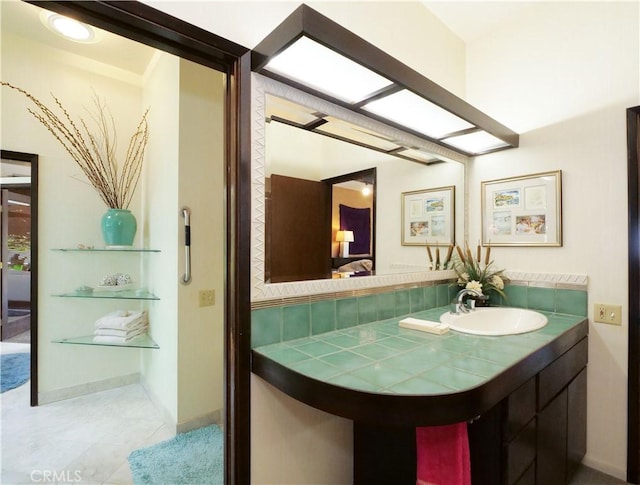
481,170,562,246
401,186,455,246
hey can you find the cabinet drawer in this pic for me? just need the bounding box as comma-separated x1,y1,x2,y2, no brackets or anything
538,338,587,410
505,418,536,485
504,377,536,442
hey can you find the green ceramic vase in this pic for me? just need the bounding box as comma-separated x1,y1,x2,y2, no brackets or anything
101,209,136,246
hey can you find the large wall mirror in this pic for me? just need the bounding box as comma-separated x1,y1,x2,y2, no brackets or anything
252,74,467,300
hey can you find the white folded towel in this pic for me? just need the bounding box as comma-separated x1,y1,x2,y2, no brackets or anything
93,334,144,344
95,310,147,330
94,326,147,339
399,317,450,335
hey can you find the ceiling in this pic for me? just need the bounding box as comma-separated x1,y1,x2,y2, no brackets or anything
424,1,536,43
2,1,537,75
1,1,155,75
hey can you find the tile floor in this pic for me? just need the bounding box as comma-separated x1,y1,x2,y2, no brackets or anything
1,342,630,485
1,342,173,485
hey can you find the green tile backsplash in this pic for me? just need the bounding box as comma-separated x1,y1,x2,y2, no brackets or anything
251,282,588,347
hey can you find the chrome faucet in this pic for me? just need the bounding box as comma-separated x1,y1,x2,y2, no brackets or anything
450,288,482,314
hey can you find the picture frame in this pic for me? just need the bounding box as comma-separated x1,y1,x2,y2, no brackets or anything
481,170,562,246
401,186,455,246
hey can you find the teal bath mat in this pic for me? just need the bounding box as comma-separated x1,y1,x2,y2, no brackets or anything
128,424,223,484
1,353,30,393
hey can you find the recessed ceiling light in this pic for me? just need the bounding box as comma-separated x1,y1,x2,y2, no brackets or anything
40,10,98,43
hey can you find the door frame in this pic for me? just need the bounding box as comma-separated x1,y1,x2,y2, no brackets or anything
25,2,252,483
1,149,38,406
627,105,640,484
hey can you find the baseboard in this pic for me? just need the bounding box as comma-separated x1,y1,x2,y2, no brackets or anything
38,372,139,405
177,409,222,434
581,454,627,481
140,378,178,431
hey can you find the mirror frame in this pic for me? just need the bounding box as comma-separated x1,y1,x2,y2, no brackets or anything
23,2,252,483
252,73,465,302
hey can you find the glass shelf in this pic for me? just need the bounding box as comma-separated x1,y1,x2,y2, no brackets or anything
53,289,159,300
52,248,160,253
53,334,159,349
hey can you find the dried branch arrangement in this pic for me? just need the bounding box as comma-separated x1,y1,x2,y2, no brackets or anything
2,81,149,209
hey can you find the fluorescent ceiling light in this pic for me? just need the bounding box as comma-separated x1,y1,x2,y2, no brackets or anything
264,37,393,103
8,200,30,207
443,131,509,154
316,117,400,151
40,10,97,43
396,148,439,164
363,90,474,139
266,96,320,125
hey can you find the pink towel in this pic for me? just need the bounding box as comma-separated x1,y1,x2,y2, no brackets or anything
416,423,471,485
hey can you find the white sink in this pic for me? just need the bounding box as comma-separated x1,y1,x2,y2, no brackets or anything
439,307,548,336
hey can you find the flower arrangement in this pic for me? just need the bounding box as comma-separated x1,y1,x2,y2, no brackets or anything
452,243,507,299
1,82,149,209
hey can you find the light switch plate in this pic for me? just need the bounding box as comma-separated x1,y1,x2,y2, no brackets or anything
199,289,215,307
594,303,622,325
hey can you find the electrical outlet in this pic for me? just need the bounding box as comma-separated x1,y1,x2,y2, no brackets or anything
199,289,215,307
594,303,622,325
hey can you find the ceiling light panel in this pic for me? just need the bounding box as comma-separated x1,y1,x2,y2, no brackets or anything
264,37,393,103
363,89,474,139
316,117,400,151
443,131,510,154
266,95,321,125
396,148,439,164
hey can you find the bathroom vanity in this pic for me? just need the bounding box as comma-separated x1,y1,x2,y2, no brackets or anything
252,307,587,485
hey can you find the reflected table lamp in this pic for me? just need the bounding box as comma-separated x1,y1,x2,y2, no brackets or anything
336,230,354,258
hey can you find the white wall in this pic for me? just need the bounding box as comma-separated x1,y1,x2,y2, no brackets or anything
2,32,144,397
176,59,225,427
142,54,226,428
142,51,181,422
464,2,639,479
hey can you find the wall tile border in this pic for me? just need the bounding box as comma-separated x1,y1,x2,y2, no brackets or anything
251,271,588,310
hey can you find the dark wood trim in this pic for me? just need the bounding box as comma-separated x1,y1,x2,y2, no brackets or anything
1,150,38,406
627,105,640,484
251,5,519,155
21,2,252,483
225,51,253,485
323,168,377,269
252,320,587,427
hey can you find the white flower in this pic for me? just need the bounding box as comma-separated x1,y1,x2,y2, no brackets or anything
491,275,504,290
466,280,483,294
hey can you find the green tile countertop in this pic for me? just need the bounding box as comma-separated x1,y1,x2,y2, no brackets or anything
252,304,588,430
253,307,585,395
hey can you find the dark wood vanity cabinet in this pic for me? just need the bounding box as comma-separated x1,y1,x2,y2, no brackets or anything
470,337,588,485
353,337,588,485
